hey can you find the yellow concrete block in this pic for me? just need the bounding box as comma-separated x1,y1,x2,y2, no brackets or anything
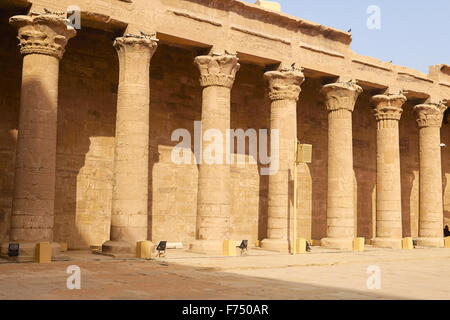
59,242,68,252
35,242,52,263
136,241,154,259
445,237,450,248
311,239,321,246
295,238,307,254
223,240,237,256
402,237,414,250
255,240,260,248
353,238,365,252
255,0,281,12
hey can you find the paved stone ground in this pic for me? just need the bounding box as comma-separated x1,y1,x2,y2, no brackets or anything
0,246,449,300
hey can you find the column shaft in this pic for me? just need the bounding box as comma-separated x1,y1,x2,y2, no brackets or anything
415,103,447,247
2,13,75,258
103,34,158,254
321,82,362,250
267,99,297,240
372,94,406,249
261,68,304,252
11,54,59,243
191,52,240,254
327,109,354,238
197,85,232,240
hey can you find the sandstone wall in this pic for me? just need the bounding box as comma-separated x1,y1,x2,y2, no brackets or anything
54,27,118,249
230,63,269,244
399,101,420,237
296,78,328,241
147,44,201,245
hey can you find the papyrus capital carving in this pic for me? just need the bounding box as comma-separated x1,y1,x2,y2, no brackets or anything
114,33,158,85
114,33,159,53
264,68,304,101
321,81,363,113
372,94,406,122
194,53,240,88
414,103,448,128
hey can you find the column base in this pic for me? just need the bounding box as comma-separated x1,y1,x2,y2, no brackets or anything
417,237,444,248
321,238,353,250
0,242,60,261
189,240,225,255
372,238,402,249
101,240,134,255
260,239,290,253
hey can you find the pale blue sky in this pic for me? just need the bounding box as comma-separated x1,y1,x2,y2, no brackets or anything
251,0,449,73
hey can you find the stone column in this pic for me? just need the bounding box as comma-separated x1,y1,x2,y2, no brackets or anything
102,34,158,254
261,68,304,252
191,52,240,254
321,81,362,250
372,94,406,249
1,13,75,257
414,103,448,247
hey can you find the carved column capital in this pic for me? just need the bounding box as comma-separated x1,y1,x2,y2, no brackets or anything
372,94,406,122
114,33,159,53
194,53,240,88
114,33,158,85
414,103,448,128
264,68,304,101
9,13,76,59
321,81,363,113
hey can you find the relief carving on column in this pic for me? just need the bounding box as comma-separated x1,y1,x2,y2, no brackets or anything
372,94,406,122
9,12,76,59
194,52,240,88
321,81,363,112
414,103,448,128
264,67,305,101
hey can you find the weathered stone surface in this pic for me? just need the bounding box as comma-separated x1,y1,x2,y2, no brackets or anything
104,34,158,253
414,103,448,247
7,13,75,252
190,52,239,253
261,68,304,252
321,82,362,250
0,1,449,254
371,94,406,249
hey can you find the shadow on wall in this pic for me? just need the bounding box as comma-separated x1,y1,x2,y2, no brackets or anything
231,63,269,244
0,10,26,244
297,78,328,241
148,43,202,244
53,27,118,249
352,90,376,240
399,101,420,238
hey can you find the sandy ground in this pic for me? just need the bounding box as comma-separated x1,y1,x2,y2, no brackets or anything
0,246,449,300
